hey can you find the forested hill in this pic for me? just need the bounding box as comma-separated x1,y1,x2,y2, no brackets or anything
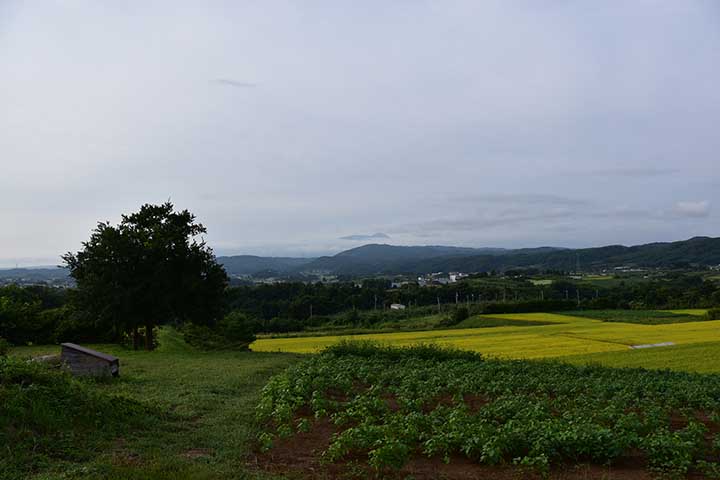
300,244,564,275
7,237,718,282
397,236,720,275
217,237,720,276
217,255,314,275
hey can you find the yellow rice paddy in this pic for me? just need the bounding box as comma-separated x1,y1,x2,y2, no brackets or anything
251,311,718,360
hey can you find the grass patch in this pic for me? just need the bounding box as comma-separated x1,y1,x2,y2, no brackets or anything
0,356,155,480
562,309,706,325
9,328,302,479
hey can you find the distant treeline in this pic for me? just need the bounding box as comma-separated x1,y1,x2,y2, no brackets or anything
224,273,720,332
2,272,719,343
0,285,111,345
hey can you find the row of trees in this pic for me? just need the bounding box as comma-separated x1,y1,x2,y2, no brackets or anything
225,276,720,323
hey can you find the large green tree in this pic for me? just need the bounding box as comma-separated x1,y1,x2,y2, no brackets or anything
63,202,228,349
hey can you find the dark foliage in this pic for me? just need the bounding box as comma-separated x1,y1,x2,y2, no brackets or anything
183,311,256,350
63,202,228,349
324,340,483,362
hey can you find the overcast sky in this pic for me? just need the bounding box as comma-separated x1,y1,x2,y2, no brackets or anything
1,1,719,266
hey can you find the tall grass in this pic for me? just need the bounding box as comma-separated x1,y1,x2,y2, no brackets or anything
0,357,156,480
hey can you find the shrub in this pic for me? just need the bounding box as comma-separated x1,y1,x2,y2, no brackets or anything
183,312,256,350
182,323,226,350
218,311,257,345
345,309,361,325
438,306,471,327
324,340,483,362
453,306,470,323
708,308,720,320
0,337,9,356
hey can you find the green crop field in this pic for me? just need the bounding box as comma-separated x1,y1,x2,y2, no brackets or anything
258,342,720,478
252,310,719,368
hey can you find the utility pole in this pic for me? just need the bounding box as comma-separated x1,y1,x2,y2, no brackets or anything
565,289,569,301
374,294,378,310
576,289,580,306
437,296,441,313
455,291,459,304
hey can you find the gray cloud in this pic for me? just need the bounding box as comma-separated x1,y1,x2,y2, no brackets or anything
213,78,258,88
1,1,719,265
672,201,711,218
339,233,391,241
585,168,680,178
450,193,590,206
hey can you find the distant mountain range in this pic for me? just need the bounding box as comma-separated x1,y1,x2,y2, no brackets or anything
3,236,720,282
216,236,720,276
0,267,70,283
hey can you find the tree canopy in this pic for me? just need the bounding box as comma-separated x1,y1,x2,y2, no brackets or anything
63,202,228,349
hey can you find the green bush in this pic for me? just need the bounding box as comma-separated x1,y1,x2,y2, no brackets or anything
324,340,483,362
218,311,257,345
438,306,471,327
0,337,9,356
708,308,720,320
453,306,470,323
183,311,256,350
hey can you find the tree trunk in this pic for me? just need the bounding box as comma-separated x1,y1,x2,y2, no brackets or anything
132,326,140,350
145,323,154,351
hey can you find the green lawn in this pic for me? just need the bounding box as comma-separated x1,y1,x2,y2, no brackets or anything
10,329,301,480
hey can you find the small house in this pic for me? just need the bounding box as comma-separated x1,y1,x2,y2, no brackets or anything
60,343,120,377
390,303,406,310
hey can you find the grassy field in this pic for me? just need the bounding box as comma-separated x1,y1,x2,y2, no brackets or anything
9,329,301,480
561,309,707,324
566,340,720,373
7,311,720,479
668,308,710,316
252,310,720,363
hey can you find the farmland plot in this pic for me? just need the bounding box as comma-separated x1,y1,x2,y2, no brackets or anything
252,311,720,366
257,343,720,478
